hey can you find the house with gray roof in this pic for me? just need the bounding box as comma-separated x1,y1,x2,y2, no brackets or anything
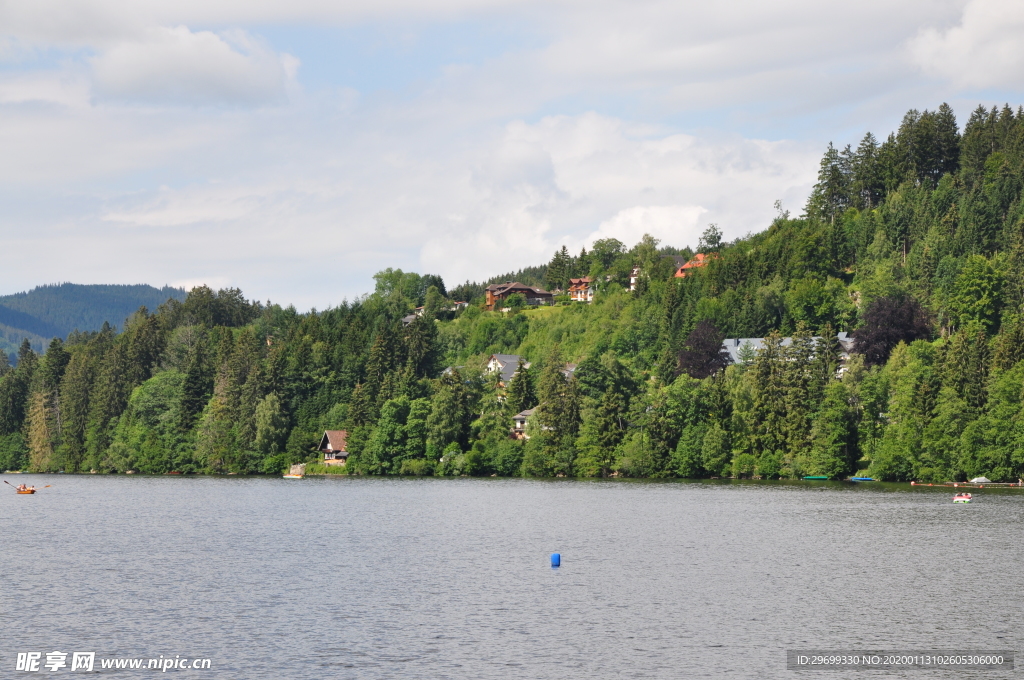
721,332,854,365
487,353,530,384
511,408,535,439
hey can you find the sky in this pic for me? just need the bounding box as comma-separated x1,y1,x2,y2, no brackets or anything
1,0,1024,309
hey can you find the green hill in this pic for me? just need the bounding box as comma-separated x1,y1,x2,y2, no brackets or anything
0,284,186,360
6,103,1024,484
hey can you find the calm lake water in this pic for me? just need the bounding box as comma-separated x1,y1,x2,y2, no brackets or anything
1,475,1021,678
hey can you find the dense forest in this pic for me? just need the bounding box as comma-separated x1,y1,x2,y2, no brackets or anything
4,103,1024,482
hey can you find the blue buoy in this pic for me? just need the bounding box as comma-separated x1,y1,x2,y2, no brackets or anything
551,553,561,568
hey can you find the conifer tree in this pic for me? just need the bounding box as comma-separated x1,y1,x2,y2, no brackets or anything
195,398,234,473
404,315,437,378
751,332,787,470
506,359,535,414
364,327,400,401
579,386,626,477
852,132,884,209
807,142,852,223
805,381,854,478
26,390,55,471
83,342,133,468
536,346,575,438
575,247,592,277
55,351,92,471
992,313,1024,371
347,382,374,428
942,324,990,411
672,423,705,477
426,369,469,454
949,254,1002,330
254,393,287,458
809,323,842,404
365,396,410,473
700,422,731,477
179,343,211,433
403,398,431,460
781,324,815,470
545,246,572,291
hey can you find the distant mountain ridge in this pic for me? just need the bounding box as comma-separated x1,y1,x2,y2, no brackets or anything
0,303,64,340
0,283,187,359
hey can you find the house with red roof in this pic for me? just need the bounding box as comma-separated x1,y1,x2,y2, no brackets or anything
568,277,593,302
674,252,716,278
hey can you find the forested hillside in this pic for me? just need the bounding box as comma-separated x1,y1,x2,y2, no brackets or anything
4,103,1024,482
0,284,186,361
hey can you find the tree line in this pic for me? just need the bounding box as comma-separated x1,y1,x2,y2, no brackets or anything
3,102,1024,482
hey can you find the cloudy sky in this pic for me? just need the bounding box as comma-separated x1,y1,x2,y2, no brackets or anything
1,0,1022,308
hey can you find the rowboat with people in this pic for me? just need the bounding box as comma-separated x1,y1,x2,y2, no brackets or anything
4,480,48,494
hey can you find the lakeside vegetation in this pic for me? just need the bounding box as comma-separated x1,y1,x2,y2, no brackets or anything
4,103,1024,482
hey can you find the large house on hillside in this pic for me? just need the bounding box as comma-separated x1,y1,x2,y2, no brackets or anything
568,277,593,302
484,282,553,310
721,332,855,365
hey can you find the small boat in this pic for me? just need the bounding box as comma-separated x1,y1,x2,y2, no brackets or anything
851,477,875,481
953,493,972,503
17,489,36,494
803,475,829,480
282,474,303,479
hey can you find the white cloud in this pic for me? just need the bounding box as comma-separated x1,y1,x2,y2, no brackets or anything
90,26,297,105
1,0,1008,309
0,108,815,306
589,205,707,249
102,182,274,226
909,0,1024,90
417,114,818,287
0,72,91,108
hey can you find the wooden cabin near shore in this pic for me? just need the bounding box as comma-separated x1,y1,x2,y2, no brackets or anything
319,430,349,466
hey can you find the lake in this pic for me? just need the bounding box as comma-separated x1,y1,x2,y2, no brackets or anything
2,475,1021,678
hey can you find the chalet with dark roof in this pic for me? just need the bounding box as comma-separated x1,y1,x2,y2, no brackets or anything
484,282,553,310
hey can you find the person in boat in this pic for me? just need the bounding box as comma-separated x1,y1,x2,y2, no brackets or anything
16,483,26,491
